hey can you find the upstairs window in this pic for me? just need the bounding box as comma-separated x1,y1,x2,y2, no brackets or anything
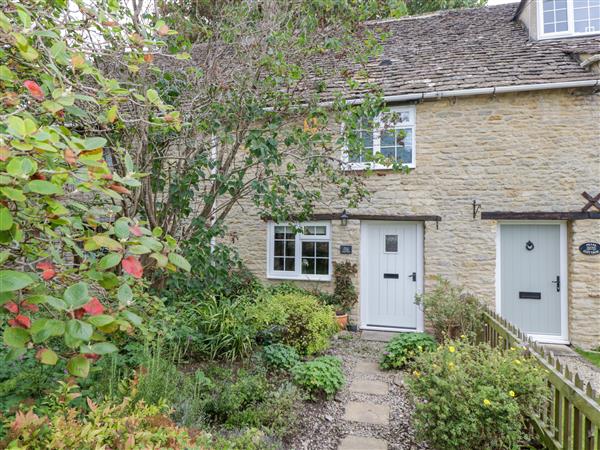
344,106,416,170
540,0,600,38
267,222,331,281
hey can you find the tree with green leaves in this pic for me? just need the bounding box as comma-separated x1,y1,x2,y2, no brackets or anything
0,0,190,376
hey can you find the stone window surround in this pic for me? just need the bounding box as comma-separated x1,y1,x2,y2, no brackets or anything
266,221,332,281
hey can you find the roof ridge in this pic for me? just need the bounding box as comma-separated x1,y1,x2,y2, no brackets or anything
364,3,519,26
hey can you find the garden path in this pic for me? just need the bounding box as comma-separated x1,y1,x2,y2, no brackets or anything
287,332,427,450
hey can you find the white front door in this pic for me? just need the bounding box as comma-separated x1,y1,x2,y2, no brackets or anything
498,223,568,343
361,221,423,330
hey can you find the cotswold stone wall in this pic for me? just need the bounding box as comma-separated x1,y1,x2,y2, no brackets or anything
224,88,600,349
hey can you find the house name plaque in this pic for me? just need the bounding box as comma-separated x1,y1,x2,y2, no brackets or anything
579,242,600,256
340,245,352,255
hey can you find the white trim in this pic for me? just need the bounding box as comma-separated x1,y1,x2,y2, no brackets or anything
495,221,569,344
266,221,332,282
359,220,424,333
342,105,416,171
537,0,600,40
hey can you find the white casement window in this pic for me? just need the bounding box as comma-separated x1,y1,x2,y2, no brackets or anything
539,0,600,38
267,221,332,281
343,105,416,170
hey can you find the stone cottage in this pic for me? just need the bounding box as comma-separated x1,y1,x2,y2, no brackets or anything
225,1,600,349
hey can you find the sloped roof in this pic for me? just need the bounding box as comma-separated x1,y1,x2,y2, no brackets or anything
310,3,600,101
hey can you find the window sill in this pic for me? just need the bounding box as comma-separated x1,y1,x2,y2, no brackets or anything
267,274,332,282
538,31,600,40
343,162,415,172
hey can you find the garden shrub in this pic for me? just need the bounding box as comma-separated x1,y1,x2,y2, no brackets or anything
407,339,548,450
262,344,301,371
291,356,345,400
380,332,437,370
415,276,482,341
274,293,338,355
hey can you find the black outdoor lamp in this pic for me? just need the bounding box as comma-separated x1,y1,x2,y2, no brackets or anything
340,209,349,226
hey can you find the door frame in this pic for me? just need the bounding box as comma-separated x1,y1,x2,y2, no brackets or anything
495,221,569,344
359,220,425,333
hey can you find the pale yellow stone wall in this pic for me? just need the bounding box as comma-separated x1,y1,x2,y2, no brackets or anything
224,88,600,348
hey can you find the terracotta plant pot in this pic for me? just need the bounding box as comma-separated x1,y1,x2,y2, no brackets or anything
335,313,348,330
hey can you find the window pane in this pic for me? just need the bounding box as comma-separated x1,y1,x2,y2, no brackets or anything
301,258,315,274
274,257,284,271
381,129,396,147
274,226,285,239
316,242,329,257
314,226,326,235
302,241,315,256
274,240,284,256
575,0,588,7
385,235,398,252
399,129,413,164
360,130,373,150
380,146,395,159
556,20,568,31
545,22,556,33
556,8,567,22
315,258,329,275
285,258,295,271
285,240,295,257
556,0,567,8
303,226,315,235
592,6,600,19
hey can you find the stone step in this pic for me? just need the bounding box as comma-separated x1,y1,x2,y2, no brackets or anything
349,379,389,395
343,401,390,426
338,435,388,450
354,360,381,375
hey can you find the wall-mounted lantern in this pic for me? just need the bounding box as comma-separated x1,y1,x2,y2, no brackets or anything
340,210,349,226
472,200,482,219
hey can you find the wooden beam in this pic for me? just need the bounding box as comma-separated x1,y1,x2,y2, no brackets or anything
481,211,600,220
262,213,442,222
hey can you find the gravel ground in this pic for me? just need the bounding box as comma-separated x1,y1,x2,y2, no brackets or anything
284,332,428,450
543,344,600,393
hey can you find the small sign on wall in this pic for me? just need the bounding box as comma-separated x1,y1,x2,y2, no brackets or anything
579,242,600,256
340,245,353,255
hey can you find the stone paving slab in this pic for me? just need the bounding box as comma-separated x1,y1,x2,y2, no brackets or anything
344,401,390,425
355,360,381,374
361,331,398,342
349,379,389,395
338,435,388,450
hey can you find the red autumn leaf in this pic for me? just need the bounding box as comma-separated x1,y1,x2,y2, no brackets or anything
7,319,16,327
3,301,19,314
73,308,85,319
108,184,131,195
82,297,104,316
14,315,31,329
101,173,113,180
31,172,46,181
36,261,56,280
143,53,154,63
83,353,101,361
20,302,39,313
122,256,143,279
23,80,45,101
129,225,143,237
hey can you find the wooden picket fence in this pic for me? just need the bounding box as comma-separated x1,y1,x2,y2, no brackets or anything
481,310,600,450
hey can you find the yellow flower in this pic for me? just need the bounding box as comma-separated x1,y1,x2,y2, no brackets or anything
509,390,516,397
460,334,466,339
413,370,421,377
513,359,522,365
448,362,455,369
448,346,456,353
483,399,491,406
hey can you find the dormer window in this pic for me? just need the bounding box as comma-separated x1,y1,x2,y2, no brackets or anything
540,0,600,38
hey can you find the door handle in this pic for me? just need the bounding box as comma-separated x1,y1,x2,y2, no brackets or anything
551,276,560,292
409,272,416,282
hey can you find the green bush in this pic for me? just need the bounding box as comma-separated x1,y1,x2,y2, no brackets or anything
407,339,548,450
415,277,482,341
380,332,437,370
291,356,345,400
262,344,301,371
274,293,338,355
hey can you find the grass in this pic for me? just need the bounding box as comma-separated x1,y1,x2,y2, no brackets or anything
575,348,600,368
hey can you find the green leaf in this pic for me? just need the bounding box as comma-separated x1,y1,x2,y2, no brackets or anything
0,65,15,82
146,89,160,104
45,296,67,310
168,253,191,272
150,252,168,267
0,270,34,292
124,153,134,173
31,319,65,343
121,310,142,327
80,342,117,355
152,226,163,237
66,319,93,341
0,206,13,231
5,348,26,361
6,116,26,138
3,327,30,348
0,187,26,202
6,157,37,179
67,355,90,377
38,348,58,365
0,251,9,265
87,315,115,327
97,253,122,270
63,282,89,309
113,217,130,239
83,137,107,150
26,180,64,196
139,236,163,252
117,283,132,305
128,244,150,255
84,235,122,251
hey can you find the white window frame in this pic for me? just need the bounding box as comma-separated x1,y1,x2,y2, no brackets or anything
342,105,416,171
538,0,600,39
266,221,332,281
